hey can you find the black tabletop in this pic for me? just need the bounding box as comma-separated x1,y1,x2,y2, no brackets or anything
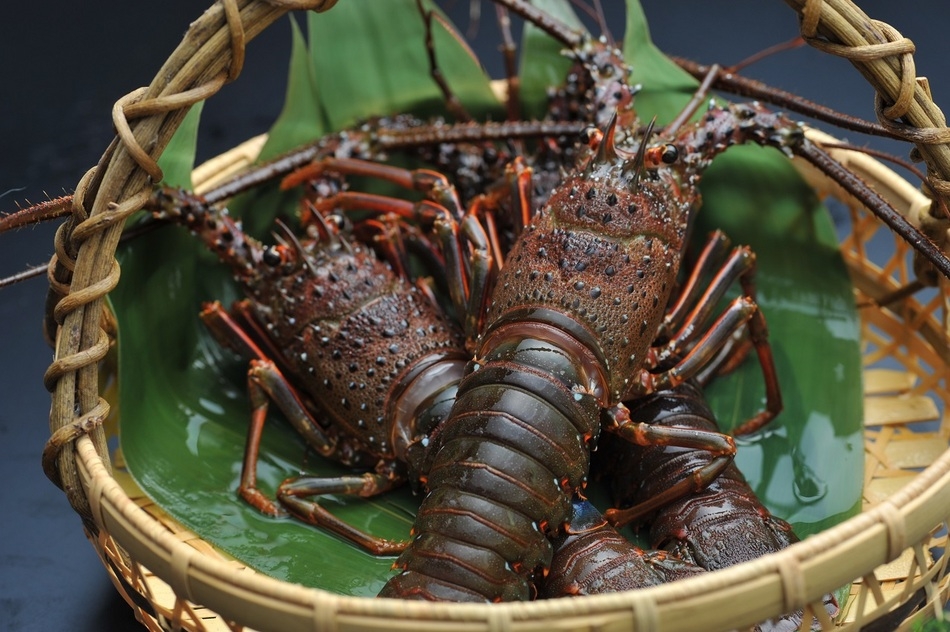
2,2,947,630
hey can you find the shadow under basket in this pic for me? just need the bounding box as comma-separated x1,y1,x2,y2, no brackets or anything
42,3,950,632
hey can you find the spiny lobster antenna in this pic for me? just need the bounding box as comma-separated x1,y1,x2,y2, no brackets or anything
491,0,583,49
623,116,658,190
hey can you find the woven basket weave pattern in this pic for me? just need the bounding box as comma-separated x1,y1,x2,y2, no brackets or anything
43,1,950,630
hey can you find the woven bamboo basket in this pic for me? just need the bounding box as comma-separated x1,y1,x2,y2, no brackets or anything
41,0,950,630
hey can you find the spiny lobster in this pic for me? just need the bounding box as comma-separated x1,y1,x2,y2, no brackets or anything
374,91,817,599
144,178,475,554
595,361,842,627
539,495,704,598
602,376,800,568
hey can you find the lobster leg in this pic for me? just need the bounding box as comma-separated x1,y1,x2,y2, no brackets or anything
658,246,758,358
670,251,782,435
283,156,465,218
350,216,416,281
201,302,402,532
201,302,348,517
602,402,736,527
645,232,783,435
245,358,414,552
238,373,287,517
632,295,759,396
659,230,734,336
277,473,409,555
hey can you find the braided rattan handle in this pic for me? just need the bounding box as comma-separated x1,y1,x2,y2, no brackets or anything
781,0,950,267
42,0,338,520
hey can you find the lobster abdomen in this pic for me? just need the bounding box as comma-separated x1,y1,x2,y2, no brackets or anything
379,324,603,601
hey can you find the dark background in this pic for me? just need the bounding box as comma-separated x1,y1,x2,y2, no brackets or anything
1,2,947,630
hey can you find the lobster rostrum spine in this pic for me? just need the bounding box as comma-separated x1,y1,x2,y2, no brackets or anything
378,94,808,601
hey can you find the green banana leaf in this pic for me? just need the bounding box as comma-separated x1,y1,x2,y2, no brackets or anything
308,0,502,131
116,0,862,596
517,0,585,119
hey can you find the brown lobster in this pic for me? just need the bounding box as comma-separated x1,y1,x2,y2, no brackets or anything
602,376,801,567
596,367,841,627
144,178,475,554
539,494,704,598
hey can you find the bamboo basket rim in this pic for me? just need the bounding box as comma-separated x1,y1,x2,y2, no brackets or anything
75,430,950,631
43,1,950,630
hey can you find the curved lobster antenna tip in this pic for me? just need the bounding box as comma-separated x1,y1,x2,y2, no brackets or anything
595,111,620,164
622,116,658,190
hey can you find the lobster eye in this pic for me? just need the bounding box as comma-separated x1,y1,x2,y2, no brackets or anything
580,125,604,151
263,246,283,267
661,144,678,164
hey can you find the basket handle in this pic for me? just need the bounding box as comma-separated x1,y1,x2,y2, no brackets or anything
781,0,950,268
42,0,337,521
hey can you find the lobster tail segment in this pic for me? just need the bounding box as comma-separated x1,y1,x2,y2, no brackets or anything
379,321,606,601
